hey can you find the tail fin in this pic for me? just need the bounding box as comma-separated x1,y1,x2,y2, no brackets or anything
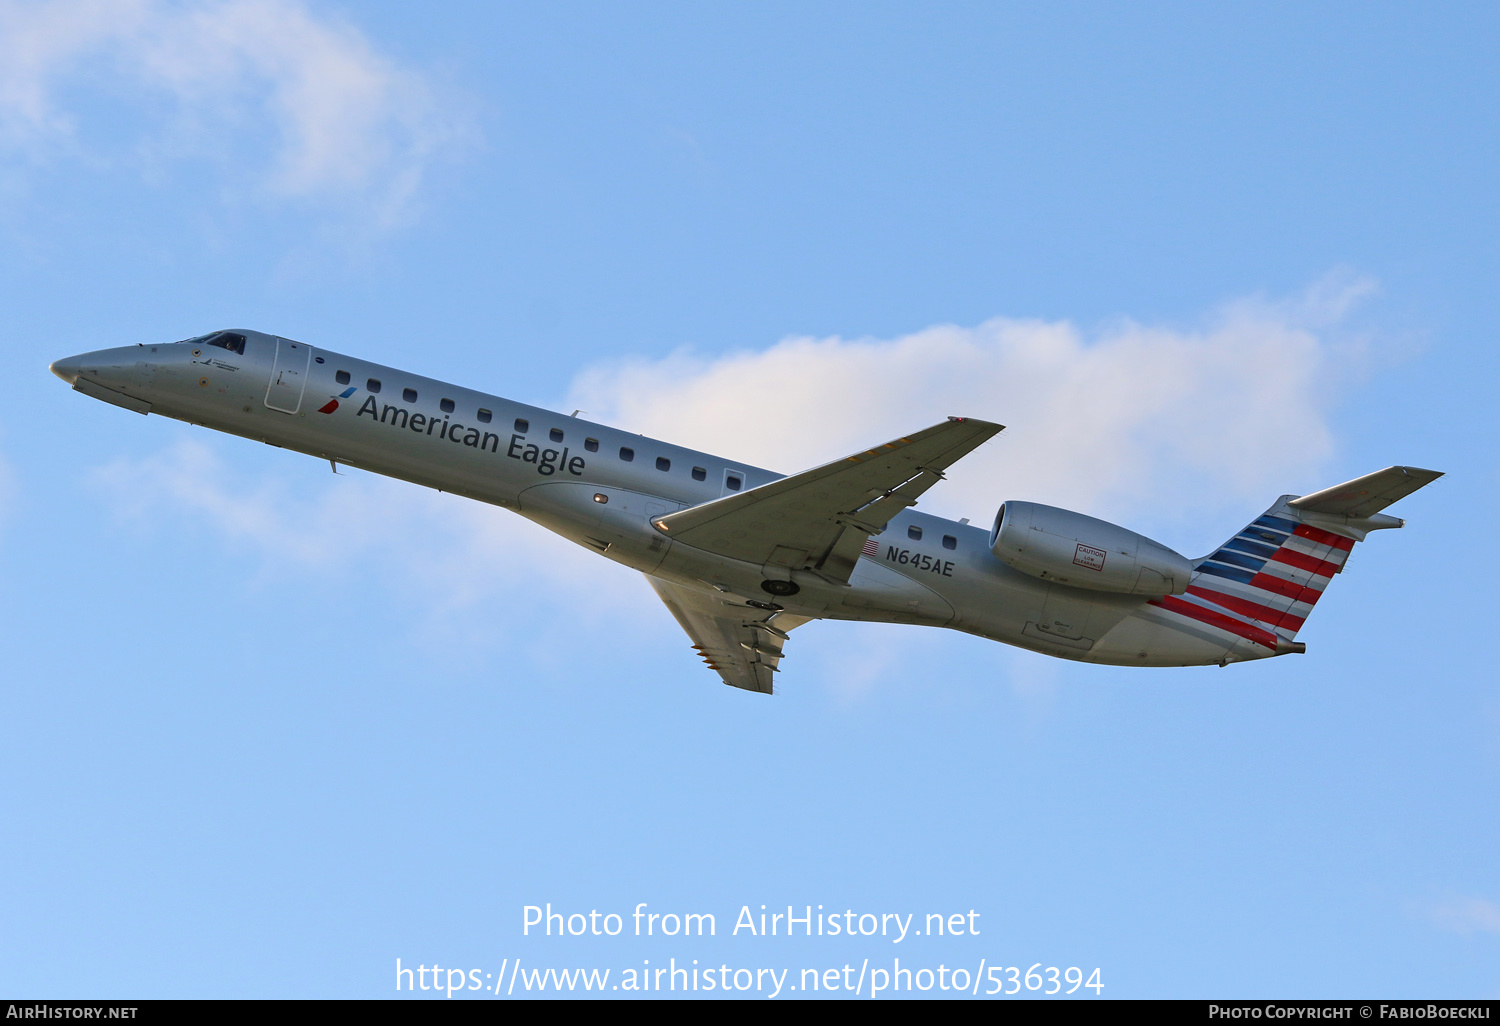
1155,466,1442,658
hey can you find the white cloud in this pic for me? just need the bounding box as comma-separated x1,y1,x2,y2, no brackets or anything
0,0,472,222
1426,896,1500,937
568,275,1370,551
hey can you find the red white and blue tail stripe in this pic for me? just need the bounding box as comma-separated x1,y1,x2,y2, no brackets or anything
1147,498,1354,656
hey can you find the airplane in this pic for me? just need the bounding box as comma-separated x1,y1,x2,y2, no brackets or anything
50,328,1442,694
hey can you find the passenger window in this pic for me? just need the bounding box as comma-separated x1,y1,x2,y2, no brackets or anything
402,388,417,403
725,473,742,491
619,447,635,462
584,438,599,452
550,428,564,443
477,409,492,423
514,418,529,433
367,378,382,394
335,370,350,385
942,535,957,550
440,398,455,413
692,467,706,481
908,525,923,541
656,457,670,472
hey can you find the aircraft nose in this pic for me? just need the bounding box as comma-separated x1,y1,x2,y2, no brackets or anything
50,355,85,384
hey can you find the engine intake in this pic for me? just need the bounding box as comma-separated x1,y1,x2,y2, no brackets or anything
990,501,1192,596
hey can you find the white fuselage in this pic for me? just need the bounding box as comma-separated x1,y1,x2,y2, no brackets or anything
53,329,1254,668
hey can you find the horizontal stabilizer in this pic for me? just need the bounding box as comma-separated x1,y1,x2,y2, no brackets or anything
1289,466,1444,517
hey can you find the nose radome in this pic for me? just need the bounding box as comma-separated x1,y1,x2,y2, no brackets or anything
50,355,84,384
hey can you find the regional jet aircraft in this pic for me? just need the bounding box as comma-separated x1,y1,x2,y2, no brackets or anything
50,330,1442,693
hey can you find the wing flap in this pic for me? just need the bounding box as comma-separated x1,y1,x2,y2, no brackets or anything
647,576,810,694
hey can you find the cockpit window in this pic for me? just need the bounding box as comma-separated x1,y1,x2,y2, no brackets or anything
202,331,246,355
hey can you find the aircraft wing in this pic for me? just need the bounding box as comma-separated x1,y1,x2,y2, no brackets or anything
1289,466,1444,517
646,576,811,694
652,417,1002,584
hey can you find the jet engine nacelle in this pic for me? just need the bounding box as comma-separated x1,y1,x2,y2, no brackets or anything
990,501,1193,596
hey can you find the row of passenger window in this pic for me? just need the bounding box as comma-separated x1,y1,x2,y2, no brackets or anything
907,524,959,550
328,369,960,546
333,366,744,489
593,444,741,488
340,370,495,422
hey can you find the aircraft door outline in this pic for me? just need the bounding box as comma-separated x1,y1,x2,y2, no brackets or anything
264,338,311,414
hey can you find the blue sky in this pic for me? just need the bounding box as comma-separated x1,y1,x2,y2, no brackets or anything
1,0,1496,999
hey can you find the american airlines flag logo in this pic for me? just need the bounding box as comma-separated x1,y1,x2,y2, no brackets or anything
317,385,358,414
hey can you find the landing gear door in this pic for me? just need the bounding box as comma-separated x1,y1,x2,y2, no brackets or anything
265,338,311,414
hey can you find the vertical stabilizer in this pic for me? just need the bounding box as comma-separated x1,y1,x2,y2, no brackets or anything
1146,466,1441,660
